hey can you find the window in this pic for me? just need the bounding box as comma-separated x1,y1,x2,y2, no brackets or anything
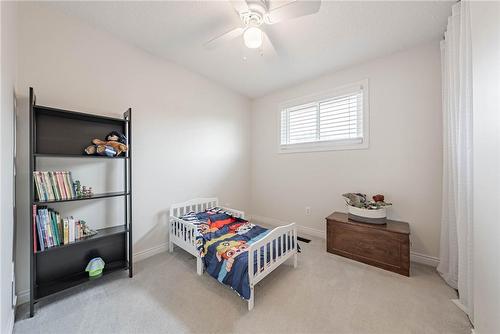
279,80,369,153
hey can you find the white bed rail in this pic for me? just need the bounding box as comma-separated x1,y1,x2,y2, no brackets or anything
247,223,298,310
169,217,198,256
170,197,218,218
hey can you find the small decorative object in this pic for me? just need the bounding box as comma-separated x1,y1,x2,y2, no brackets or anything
85,257,105,278
342,192,392,224
81,186,93,198
80,220,97,238
83,131,128,157
73,180,82,197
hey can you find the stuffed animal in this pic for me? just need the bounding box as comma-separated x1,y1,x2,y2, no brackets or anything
95,144,117,157
84,131,128,157
105,131,127,144
92,139,127,156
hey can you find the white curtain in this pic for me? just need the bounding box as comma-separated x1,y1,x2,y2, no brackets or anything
437,1,474,321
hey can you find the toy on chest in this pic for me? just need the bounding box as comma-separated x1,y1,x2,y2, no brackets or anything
84,131,128,157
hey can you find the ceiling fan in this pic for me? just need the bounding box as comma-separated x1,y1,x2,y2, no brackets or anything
204,0,321,53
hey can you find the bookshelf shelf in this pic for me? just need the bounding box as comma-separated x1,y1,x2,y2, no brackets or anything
34,191,130,205
34,153,128,159
36,260,129,299
34,104,129,123
35,225,128,254
29,87,133,317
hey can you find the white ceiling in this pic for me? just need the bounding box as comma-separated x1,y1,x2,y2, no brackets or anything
46,1,452,98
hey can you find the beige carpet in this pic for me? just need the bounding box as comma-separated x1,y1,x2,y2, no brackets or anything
15,236,471,334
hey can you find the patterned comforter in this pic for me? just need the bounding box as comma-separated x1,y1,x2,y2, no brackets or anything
179,207,270,300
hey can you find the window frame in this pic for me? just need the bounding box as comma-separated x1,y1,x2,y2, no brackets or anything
277,79,370,154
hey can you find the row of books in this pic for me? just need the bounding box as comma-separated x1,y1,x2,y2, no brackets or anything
33,171,76,202
33,206,90,252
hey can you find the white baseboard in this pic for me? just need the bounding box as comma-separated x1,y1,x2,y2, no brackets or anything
133,242,169,263
250,214,440,267
410,251,439,267
16,289,29,306
3,309,15,334
452,298,471,315
16,242,170,306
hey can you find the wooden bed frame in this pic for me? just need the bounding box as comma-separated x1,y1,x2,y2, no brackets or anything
169,198,298,310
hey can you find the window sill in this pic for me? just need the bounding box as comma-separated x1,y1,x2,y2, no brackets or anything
278,139,369,154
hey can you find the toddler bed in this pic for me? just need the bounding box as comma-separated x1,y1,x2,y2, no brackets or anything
169,198,298,310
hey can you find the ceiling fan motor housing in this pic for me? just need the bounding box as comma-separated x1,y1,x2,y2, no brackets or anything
241,0,268,27
242,12,263,27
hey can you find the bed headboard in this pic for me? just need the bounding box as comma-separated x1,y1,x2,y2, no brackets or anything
169,197,218,218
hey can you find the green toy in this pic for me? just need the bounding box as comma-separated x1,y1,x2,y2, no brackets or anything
86,257,105,278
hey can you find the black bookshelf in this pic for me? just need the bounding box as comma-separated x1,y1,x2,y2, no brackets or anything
28,88,133,317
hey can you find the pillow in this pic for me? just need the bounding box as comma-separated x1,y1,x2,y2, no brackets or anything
208,213,231,222
208,213,236,229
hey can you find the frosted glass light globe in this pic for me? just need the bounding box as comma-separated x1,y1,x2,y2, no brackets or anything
243,27,263,49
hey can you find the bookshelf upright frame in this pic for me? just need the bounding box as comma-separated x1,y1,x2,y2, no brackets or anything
28,87,133,317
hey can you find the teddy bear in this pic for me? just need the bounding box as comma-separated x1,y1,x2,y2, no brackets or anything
84,131,128,157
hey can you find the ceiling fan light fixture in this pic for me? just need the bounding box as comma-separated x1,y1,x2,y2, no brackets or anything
243,26,263,49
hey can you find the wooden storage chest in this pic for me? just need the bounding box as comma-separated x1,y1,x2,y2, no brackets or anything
326,212,410,276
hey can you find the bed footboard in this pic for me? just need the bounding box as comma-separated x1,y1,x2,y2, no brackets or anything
247,223,298,310
169,217,197,256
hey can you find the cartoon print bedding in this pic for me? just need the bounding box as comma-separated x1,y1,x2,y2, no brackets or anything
179,207,296,300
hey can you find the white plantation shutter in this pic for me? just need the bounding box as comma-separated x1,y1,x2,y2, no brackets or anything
319,91,363,141
280,82,367,152
287,103,317,144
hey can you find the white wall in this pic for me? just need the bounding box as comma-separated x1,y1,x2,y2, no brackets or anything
1,1,18,332
470,2,500,333
251,42,443,261
15,2,251,302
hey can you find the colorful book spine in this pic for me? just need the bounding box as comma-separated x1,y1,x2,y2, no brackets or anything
42,172,54,201
55,172,65,200
68,216,74,243
39,210,49,248
37,172,48,201
43,209,53,247
56,212,63,243
49,172,60,201
35,215,45,251
63,172,74,199
33,205,37,252
33,172,43,201
50,211,60,246
63,218,69,245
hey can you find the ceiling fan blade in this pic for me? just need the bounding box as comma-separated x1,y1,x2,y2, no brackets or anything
262,31,278,58
229,0,250,14
203,27,244,50
265,0,321,24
